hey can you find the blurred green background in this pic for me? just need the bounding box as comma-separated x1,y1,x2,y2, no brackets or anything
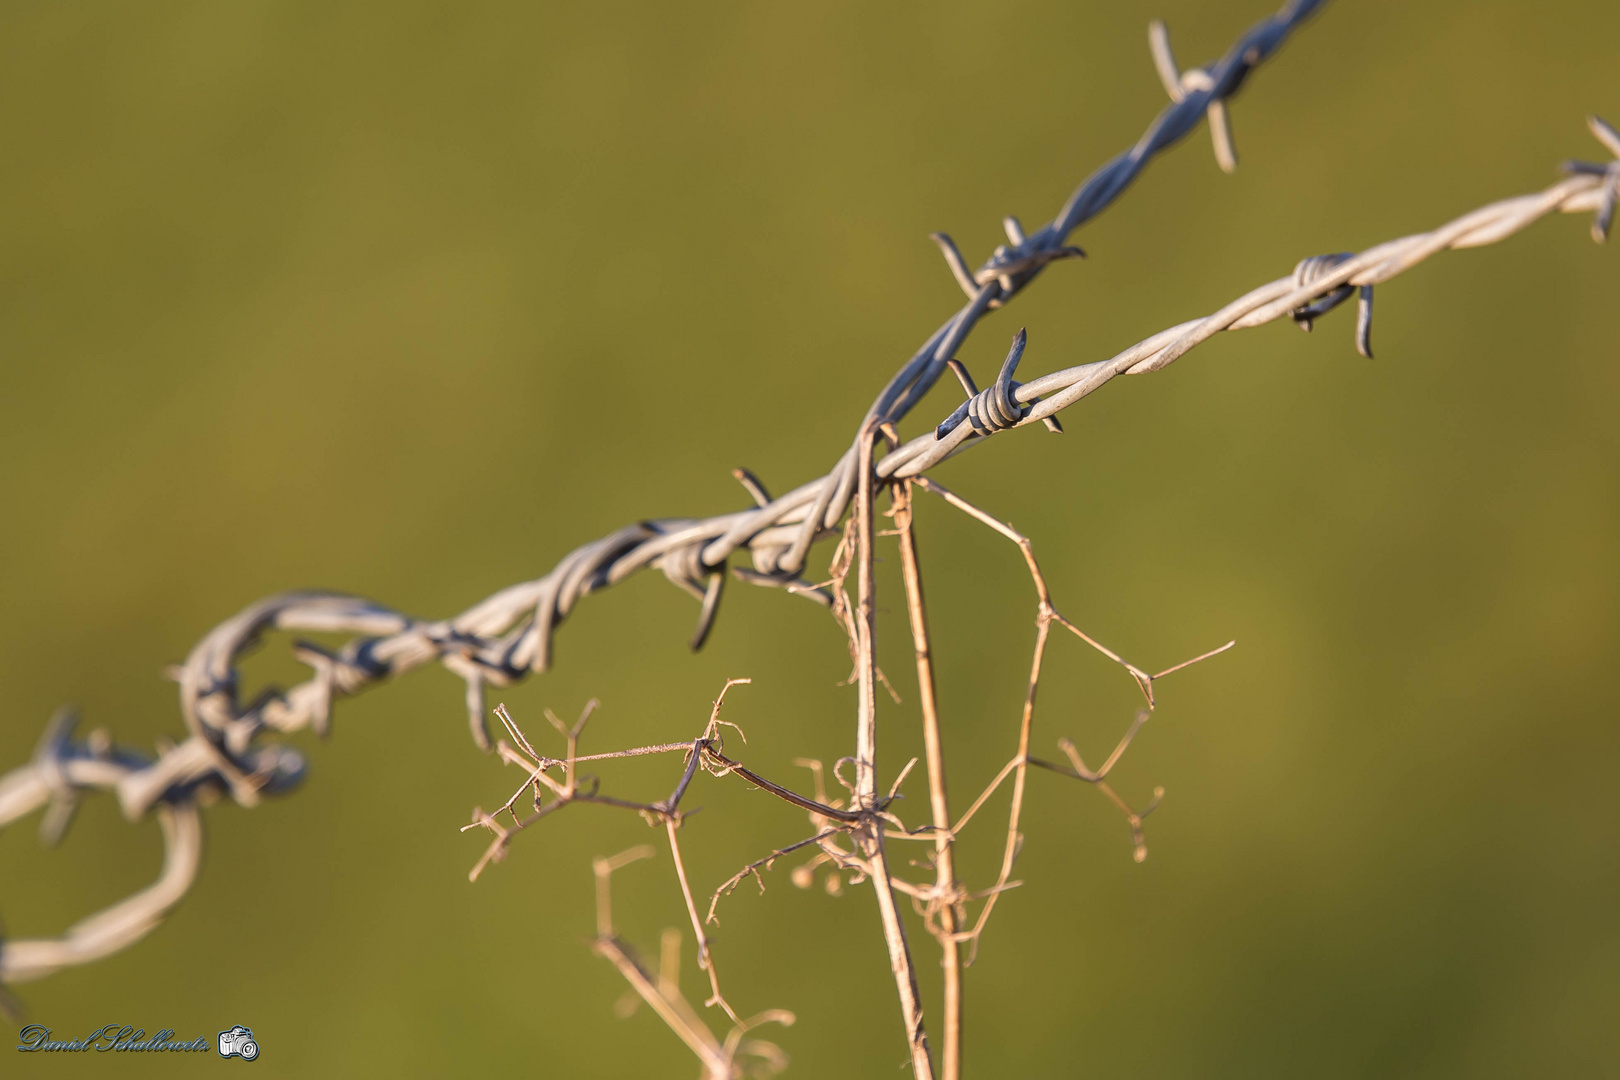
1,1,1616,1076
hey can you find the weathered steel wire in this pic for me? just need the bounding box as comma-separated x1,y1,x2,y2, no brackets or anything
879,132,1618,480
0,712,206,984
2,0,1613,995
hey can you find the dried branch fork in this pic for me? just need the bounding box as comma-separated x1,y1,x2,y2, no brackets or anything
461,678,891,1029
890,478,1230,972
1,2,1613,1077
590,845,794,1080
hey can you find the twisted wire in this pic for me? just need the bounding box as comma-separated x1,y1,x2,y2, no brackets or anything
2,3,1610,990
878,131,1617,481
934,330,1032,439
1289,252,1374,358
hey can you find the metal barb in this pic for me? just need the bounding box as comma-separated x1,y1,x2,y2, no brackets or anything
1290,252,1375,357
934,330,1033,440
1149,19,1239,173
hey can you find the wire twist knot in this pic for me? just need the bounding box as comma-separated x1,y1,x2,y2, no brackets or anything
654,540,728,652
1562,114,1620,243
1290,251,1374,358
930,223,1085,311
935,329,1032,439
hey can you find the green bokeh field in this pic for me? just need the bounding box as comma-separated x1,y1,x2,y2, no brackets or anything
2,1,1616,1076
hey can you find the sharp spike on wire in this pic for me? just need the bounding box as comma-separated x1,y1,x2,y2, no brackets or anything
689,570,725,652
1355,285,1375,358
1596,188,1616,245
1571,115,1620,243
929,232,978,298
997,328,1027,386
1147,20,1183,101
1588,114,1620,159
731,468,772,508
1208,101,1239,174
1146,17,1237,172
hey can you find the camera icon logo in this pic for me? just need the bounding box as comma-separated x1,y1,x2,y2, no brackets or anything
217,1025,260,1061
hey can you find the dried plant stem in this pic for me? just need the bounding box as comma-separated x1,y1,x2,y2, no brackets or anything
966,612,1046,964
594,932,728,1077
666,817,738,1024
592,846,764,1080
865,831,934,1077
853,423,880,809
893,480,963,1080
909,476,1047,959
910,476,1201,949
959,501,1049,958
854,424,934,1078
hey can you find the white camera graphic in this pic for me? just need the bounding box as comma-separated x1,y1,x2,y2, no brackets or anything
217,1025,260,1061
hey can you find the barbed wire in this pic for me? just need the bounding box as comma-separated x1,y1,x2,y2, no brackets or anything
0,0,1612,1029
886,117,1620,479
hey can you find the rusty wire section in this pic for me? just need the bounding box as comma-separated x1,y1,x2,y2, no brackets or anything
0,0,1614,1071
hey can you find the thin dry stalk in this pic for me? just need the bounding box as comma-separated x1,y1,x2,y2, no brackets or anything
893,480,964,1080
666,818,739,1024
591,846,793,1080
908,476,1230,955
854,422,936,1079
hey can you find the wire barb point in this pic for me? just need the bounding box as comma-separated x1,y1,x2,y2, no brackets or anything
1149,18,1239,173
